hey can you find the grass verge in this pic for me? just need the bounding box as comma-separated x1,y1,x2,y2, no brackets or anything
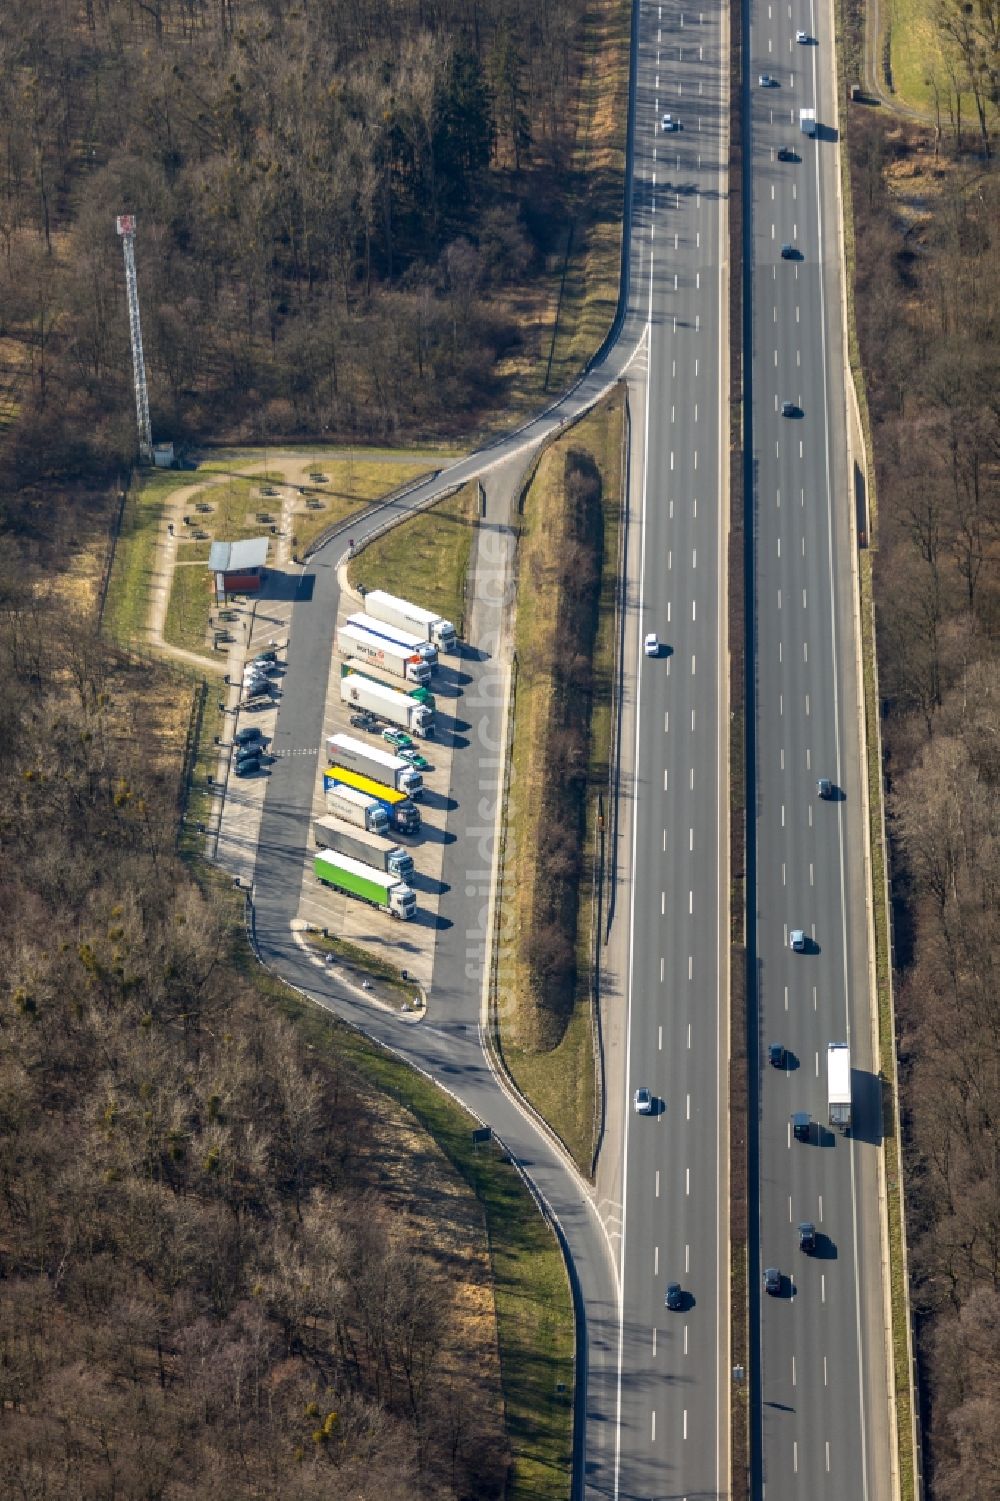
305,930,422,1012
164,564,214,657
102,468,184,650
496,391,624,1174
347,480,479,638
837,0,918,1489
887,0,976,117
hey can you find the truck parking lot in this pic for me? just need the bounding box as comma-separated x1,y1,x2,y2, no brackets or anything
211,560,465,1006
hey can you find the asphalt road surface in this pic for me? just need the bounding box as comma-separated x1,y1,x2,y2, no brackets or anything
614,0,731,1494
745,0,895,1494
246,2,737,1498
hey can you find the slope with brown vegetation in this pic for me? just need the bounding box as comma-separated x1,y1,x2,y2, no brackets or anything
848,104,1000,1500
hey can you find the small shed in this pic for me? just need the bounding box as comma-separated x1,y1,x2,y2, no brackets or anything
209,537,269,602
153,442,175,468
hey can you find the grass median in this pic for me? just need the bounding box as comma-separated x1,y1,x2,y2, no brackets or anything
496,390,625,1175
347,480,479,637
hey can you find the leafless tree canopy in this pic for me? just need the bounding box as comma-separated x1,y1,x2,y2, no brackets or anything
850,108,1000,1498
0,0,594,494
0,591,506,1497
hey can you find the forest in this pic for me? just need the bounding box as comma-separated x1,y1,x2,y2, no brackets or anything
849,94,1000,1501
0,0,601,510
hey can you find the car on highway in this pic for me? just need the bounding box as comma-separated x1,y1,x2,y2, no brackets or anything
644,632,660,657
781,400,800,417
792,1110,812,1142
777,145,797,161
780,243,799,260
764,1266,782,1296
382,727,414,751
795,28,809,41
817,777,833,798
758,72,778,86
798,1221,817,1253
633,1087,653,1115
789,928,806,951
399,748,431,770
350,712,378,732
768,1042,787,1069
664,1282,684,1311
662,113,682,131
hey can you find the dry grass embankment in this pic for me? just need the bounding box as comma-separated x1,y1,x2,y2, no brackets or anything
496,391,624,1174
347,480,480,639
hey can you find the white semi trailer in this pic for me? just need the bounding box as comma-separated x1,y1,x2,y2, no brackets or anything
361,588,458,652
827,1043,852,1132
335,623,432,686
340,673,434,738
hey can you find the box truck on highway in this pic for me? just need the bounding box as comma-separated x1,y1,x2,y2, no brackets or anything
800,107,817,135
324,783,390,836
324,766,421,834
313,849,416,920
341,659,435,710
336,623,431,685
341,673,434,738
312,815,415,880
347,611,437,667
325,732,423,799
361,589,458,652
827,1043,852,1132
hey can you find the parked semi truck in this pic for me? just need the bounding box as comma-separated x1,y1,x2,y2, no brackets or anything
326,732,423,799
325,782,390,835
800,107,817,135
313,849,416,920
347,611,437,668
361,588,457,652
312,815,415,880
324,766,421,834
341,673,434,738
341,659,436,710
827,1043,852,1132
336,623,431,686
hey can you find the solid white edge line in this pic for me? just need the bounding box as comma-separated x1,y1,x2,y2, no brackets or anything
615,212,656,1501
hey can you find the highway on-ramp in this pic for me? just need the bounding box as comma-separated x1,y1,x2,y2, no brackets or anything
244,1,732,1495
745,0,895,1494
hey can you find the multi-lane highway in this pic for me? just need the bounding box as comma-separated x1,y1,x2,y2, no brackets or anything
616,0,730,1493
746,0,894,1494
237,0,901,1494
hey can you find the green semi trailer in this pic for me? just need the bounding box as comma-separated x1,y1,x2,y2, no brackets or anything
313,849,416,920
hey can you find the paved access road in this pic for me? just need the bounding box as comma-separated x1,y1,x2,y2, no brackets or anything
245,1,732,1496
746,0,895,1495
615,0,730,1494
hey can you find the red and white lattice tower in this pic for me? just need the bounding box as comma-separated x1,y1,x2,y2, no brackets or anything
116,214,153,462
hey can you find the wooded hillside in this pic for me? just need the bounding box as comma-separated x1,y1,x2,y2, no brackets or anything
850,108,1000,1499
0,0,610,502
0,587,507,1497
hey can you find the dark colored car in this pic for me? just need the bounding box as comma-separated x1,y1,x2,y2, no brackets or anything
792,1111,811,1142
798,1222,817,1253
664,1282,683,1311
768,1042,787,1069
817,777,833,798
252,649,278,666
350,712,378,732
780,243,799,260
234,727,263,748
233,756,261,778
781,400,800,417
764,1267,782,1296
777,146,798,161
